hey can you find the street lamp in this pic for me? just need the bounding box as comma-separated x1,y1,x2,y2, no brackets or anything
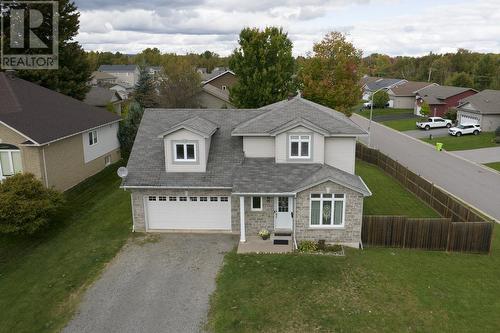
367,88,386,147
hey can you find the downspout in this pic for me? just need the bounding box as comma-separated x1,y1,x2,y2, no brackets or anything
42,146,49,188
293,195,298,250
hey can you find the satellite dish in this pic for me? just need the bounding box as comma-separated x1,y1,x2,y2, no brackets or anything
117,167,128,178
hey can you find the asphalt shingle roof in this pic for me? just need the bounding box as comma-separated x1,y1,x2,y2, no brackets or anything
417,85,476,101
98,64,138,72
389,81,436,96
123,97,370,195
458,89,500,115
84,86,120,107
232,97,367,136
160,116,219,138
365,78,406,91
0,73,121,145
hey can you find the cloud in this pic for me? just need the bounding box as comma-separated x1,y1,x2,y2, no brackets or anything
74,0,500,56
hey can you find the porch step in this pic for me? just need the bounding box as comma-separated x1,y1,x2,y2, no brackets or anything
271,231,292,246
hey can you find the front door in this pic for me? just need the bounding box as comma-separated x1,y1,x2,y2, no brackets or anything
275,196,293,230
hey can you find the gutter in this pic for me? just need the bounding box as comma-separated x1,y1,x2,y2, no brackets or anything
42,146,49,187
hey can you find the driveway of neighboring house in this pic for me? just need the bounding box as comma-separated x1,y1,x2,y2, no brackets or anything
63,233,237,333
351,113,500,222
452,146,500,164
403,128,449,139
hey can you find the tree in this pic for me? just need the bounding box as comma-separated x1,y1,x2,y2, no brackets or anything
474,54,495,90
445,72,474,88
118,102,144,160
229,27,295,108
420,101,431,117
373,91,390,108
134,68,158,108
157,58,201,108
299,31,362,115
0,173,64,234
10,0,92,100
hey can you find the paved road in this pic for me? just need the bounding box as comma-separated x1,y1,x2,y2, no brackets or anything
452,147,500,164
352,113,500,222
403,128,449,139
64,234,237,333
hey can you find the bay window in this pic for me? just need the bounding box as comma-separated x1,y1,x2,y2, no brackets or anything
289,135,310,159
310,193,345,227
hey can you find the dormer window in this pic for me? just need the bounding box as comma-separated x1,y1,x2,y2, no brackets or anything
289,135,310,159
174,143,196,162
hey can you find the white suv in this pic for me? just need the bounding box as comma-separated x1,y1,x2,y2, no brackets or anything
448,124,481,137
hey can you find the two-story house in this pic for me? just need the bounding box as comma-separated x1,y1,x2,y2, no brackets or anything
122,96,371,248
198,68,237,108
98,65,140,89
0,72,121,191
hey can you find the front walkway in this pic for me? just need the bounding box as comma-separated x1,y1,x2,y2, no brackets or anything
63,233,237,333
452,146,500,163
237,236,293,254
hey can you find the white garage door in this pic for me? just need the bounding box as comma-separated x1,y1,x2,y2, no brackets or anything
145,195,231,231
459,114,480,125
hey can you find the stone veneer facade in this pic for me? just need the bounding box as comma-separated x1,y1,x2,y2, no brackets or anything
295,181,363,246
130,179,364,247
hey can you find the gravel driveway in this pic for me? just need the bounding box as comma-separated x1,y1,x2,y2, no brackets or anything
64,233,237,333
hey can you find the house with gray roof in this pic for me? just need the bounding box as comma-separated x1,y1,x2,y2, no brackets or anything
387,81,438,109
361,76,407,100
197,68,237,108
0,72,121,191
98,64,140,88
84,86,126,115
122,96,371,250
456,89,500,131
415,85,477,117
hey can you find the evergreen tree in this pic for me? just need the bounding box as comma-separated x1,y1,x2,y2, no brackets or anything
229,27,295,108
11,0,92,100
118,102,144,160
134,68,158,108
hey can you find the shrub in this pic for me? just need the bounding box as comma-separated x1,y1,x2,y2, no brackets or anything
373,90,390,108
420,101,430,117
444,109,457,123
297,240,318,252
0,173,65,234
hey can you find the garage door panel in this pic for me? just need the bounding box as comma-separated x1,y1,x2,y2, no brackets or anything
146,196,231,230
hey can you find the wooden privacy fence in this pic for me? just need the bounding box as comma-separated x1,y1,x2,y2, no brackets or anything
362,216,493,253
356,143,492,223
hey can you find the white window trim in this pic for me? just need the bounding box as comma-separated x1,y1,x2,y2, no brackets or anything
174,143,197,162
251,196,263,211
309,193,346,228
0,149,22,180
289,134,311,159
89,130,98,146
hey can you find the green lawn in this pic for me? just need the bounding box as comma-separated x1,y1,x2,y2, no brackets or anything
422,132,498,151
208,229,500,332
0,164,131,333
485,162,500,172
354,107,414,119
381,117,425,131
355,160,439,217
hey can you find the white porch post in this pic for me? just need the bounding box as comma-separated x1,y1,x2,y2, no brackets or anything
239,196,246,242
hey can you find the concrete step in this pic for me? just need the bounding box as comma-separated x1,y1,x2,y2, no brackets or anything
271,231,292,245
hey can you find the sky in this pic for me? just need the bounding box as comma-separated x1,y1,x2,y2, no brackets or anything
74,0,500,57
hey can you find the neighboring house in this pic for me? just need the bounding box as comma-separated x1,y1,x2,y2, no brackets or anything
84,86,126,115
98,64,140,88
387,81,438,109
89,71,117,86
0,72,121,191
146,66,162,77
122,96,371,248
415,85,477,117
361,77,407,101
198,68,237,108
456,90,500,131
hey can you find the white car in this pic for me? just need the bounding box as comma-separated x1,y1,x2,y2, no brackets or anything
448,124,481,137
416,117,453,130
